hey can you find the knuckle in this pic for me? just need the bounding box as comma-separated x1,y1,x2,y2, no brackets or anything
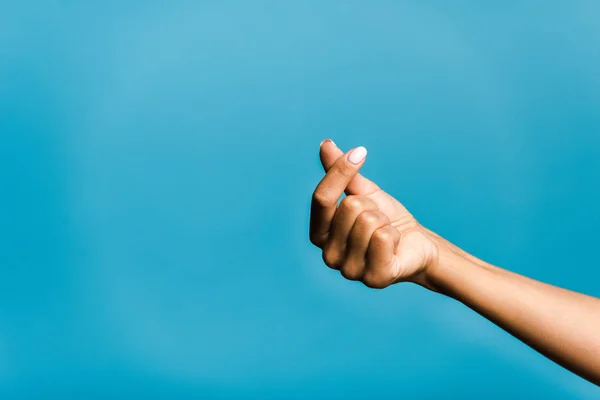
358,210,383,227
311,191,330,207
322,247,342,269
340,262,363,281
362,271,389,289
372,227,392,242
309,232,324,247
339,195,364,212
340,269,362,281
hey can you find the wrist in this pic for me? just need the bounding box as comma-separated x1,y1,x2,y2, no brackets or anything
411,228,484,294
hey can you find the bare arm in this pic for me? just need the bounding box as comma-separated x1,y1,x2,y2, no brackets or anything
422,230,600,385
310,139,600,385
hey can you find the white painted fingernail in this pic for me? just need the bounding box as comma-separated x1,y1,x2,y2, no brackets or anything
348,146,367,164
319,139,336,148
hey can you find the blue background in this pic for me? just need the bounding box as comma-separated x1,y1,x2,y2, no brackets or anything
2,1,600,398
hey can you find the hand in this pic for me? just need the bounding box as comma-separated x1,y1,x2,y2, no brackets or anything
309,139,440,289
311,141,600,385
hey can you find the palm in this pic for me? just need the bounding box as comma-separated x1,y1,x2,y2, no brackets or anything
364,189,413,228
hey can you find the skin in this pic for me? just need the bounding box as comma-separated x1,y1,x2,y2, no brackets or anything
309,139,600,386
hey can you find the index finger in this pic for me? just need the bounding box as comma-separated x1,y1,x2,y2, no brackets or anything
319,140,380,196
309,145,367,247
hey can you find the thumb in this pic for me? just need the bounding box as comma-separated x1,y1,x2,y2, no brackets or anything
319,139,380,195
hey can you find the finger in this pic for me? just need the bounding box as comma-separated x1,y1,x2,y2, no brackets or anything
319,139,380,196
322,195,378,270
309,146,368,247
363,225,401,289
340,210,390,280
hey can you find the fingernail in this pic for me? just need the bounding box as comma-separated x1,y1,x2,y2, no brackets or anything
319,139,336,148
348,146,367,164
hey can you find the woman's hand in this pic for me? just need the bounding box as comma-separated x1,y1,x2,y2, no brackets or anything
309,139,439,288
310,139,600,385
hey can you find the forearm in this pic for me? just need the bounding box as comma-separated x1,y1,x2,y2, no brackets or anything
419,232,600,385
